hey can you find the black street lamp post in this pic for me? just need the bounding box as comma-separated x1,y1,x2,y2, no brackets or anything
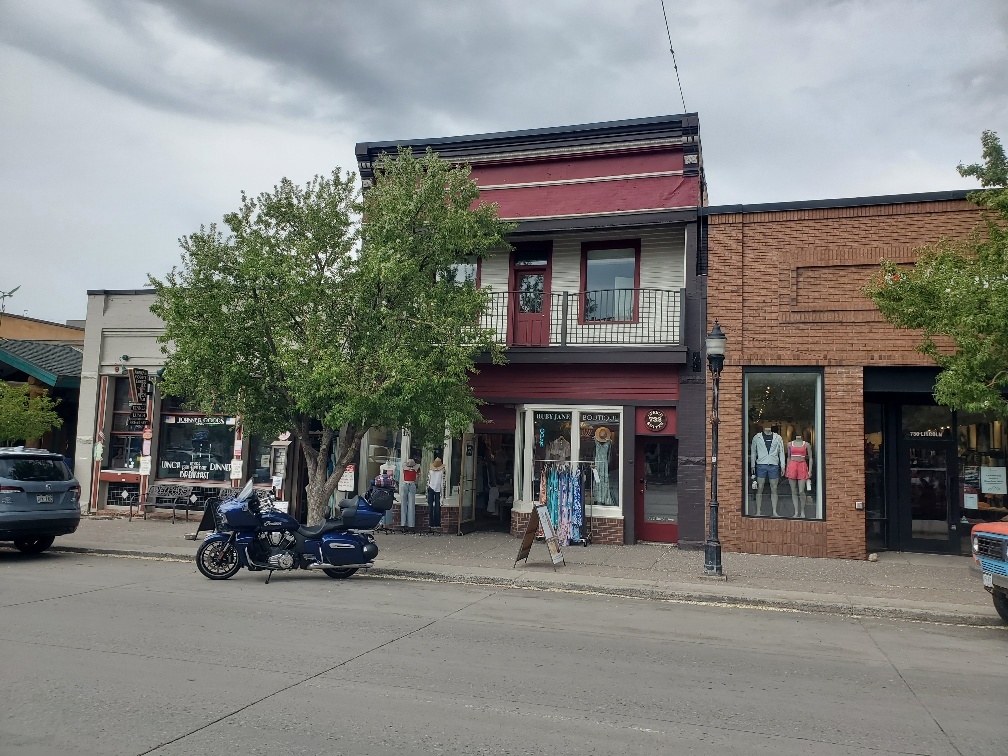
705,321,727,577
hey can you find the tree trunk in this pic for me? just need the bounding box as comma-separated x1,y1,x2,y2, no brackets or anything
302,425,364,526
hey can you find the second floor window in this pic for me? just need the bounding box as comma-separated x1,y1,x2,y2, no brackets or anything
582,242,639,322
442,256,480,286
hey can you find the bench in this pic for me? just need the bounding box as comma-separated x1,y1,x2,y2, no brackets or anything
138,484,195,523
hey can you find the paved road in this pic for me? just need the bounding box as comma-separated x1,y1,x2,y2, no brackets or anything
1,550,1005,756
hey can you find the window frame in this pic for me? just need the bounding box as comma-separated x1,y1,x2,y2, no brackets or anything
579,240,642,325
443,256,482,288
741,367,826,521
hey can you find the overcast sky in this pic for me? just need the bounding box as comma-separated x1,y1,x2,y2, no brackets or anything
2,0,1005,324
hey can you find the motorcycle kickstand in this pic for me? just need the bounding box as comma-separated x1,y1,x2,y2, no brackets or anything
265,569,274,585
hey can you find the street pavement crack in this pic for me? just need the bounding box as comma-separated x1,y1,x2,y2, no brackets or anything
0,581,142,609
136,586,505,755
856,617,966,756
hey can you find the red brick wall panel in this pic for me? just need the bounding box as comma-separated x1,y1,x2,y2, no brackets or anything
707,199,982,559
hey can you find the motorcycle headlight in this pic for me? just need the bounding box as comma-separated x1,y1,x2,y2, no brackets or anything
972,536,979,554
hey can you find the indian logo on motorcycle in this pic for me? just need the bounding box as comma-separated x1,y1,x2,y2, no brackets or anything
194,479,390,583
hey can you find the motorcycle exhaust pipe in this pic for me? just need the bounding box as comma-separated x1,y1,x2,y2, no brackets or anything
305,562,374,570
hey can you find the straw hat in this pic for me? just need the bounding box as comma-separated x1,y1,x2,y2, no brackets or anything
430,457,444,471
594,426,612,443
403,458,419,470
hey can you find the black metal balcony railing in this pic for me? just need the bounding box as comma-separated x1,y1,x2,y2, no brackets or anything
481,288,684,347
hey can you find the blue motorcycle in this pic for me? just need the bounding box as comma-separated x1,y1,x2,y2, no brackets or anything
194,479,391,582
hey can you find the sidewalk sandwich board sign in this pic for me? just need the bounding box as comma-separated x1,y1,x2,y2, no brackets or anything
514,504,565,570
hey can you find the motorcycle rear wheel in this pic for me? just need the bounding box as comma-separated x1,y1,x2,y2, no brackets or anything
322,567,358,580
196,540,241,580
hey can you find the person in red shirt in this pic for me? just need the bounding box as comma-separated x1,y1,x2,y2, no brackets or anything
401,458,419,530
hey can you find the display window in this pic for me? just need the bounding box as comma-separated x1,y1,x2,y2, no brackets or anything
957,412,1008,532
248,436,274,485
578,412,620,507
156,414,237,482
743,370,823,520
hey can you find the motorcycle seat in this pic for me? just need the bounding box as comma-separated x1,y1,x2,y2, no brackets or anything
298,518,346,538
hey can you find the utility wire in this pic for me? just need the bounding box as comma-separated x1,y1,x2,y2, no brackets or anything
660,0,688,113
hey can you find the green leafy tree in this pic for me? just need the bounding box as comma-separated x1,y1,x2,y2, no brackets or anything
865,131,1008,416
151,148,513,524
0,381,62,443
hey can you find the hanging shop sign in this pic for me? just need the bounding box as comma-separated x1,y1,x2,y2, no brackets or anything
128,368,149,404
645,409,667,432
513,504,565,570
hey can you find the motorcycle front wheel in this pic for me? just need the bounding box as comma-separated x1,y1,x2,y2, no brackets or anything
322,567,358,580
196,539,241,580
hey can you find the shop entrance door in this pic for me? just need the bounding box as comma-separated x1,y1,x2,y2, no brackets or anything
509,251,551,347
458,433,477,534
896,440,957,552
634,437,679,543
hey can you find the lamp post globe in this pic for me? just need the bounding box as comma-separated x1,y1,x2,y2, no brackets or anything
705,321,727,577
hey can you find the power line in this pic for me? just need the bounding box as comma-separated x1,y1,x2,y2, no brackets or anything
660,0,687,113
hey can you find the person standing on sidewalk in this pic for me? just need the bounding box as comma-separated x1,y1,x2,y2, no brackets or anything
401,458,419,530
427,457,445,530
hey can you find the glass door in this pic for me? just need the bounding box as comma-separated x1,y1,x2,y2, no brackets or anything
898,442,955,552
458,433,476,534
634,438,679,543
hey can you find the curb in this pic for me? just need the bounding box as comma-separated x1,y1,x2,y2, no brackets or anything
51,545,1003,628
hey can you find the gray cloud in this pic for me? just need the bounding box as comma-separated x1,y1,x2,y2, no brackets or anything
1,0,1005,323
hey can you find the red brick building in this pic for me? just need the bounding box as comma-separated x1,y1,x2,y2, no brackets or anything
704,190,1004,558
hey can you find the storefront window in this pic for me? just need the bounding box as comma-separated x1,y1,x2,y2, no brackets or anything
744,371,823,520
156,413,237,482
367,428,402,488
532,410,571,498
578,412,620,506
902,405,954,439
409,440,445,494
957,412,1008,546
248,436,274,484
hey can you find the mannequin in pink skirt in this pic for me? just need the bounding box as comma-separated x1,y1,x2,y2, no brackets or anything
785,435,812,518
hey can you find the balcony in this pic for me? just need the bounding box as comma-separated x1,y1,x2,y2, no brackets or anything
481,288,684,348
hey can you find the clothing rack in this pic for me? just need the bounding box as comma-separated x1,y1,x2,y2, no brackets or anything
534,460,593,547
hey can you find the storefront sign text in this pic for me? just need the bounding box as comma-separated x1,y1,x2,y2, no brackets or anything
980,466,1008,495
582,413,619,425
163,415,233,426
157,459,230,480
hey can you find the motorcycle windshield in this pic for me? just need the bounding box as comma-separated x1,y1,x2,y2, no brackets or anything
235,479,255,502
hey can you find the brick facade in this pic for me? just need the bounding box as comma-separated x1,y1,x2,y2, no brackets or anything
510,509,623,546
706,196,983,559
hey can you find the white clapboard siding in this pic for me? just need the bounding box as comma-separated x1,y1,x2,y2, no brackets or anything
477,225,687,345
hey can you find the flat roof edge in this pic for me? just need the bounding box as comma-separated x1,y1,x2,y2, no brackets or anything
701,189,979,216
87,288,157,296
356,113,700,154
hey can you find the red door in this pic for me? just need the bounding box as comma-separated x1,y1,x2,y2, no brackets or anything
509,248,551,347
634,437,679,542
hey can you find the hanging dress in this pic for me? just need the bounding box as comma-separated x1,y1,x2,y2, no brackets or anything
558,467,571,546
595,439,614,506
570,467,583,542
547,467,560,531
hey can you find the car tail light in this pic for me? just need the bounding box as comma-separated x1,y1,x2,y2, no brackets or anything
0,485,24,493
69,484,81,502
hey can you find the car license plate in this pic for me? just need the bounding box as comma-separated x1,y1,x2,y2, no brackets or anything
36,494,54,504
983,572,993,589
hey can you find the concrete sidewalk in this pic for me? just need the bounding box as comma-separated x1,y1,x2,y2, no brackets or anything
43,514,1004,627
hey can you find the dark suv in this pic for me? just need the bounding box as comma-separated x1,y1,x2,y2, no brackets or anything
0,447,81,554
